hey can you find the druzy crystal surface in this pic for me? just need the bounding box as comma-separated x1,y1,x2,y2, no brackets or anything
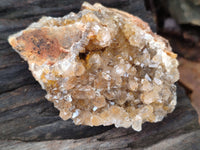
8,2,179,131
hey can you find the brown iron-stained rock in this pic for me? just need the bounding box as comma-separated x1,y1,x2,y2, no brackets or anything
8,2,179,131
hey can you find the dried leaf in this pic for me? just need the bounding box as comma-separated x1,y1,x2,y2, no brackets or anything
179,58,200,124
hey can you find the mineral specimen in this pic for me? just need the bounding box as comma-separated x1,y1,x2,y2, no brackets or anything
8,2,179,131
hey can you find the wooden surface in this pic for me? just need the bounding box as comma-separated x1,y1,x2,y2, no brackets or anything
0,0,199,149
1,130,200,150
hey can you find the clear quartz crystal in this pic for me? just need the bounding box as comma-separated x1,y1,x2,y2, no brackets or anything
8,2,179,131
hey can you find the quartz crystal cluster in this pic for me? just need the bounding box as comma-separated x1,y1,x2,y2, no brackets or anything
8,2,179,131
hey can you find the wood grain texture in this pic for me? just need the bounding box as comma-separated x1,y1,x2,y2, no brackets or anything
0,0,199,149
1,130,200,150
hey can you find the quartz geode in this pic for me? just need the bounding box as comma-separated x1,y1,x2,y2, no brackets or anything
8,2,179,131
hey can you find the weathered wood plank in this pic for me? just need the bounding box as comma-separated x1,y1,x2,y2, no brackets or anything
0,0,199,149
1,130,199,150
